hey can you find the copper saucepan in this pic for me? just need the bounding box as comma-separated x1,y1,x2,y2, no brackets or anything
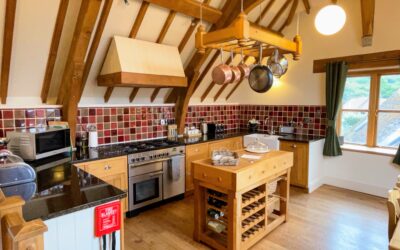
212,49,232,85
238,49,250,79
229,50,241,84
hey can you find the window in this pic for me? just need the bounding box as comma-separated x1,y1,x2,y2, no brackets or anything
338,70,400,148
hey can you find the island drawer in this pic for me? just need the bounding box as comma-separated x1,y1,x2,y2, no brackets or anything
186,143,209,157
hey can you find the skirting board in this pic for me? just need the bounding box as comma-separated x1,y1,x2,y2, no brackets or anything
323,176,388,198
308,177,325,193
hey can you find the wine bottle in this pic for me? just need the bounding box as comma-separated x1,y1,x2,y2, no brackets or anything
207,197,227,208
207,220,226,233
207,208,224,219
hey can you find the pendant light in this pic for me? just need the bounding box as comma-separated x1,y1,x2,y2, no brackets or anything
314,1,346,36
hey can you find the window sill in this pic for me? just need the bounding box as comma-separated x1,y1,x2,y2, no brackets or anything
341,144,396,157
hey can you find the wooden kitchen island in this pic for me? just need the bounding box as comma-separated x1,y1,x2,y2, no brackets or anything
192,150,293,250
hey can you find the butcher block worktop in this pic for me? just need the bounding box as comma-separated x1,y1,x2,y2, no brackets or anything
192,150,293,250
192,150,293,192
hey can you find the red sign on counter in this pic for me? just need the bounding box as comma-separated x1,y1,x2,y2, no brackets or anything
94,201,121,237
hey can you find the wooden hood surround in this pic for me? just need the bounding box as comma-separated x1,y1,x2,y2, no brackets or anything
97,36,187,88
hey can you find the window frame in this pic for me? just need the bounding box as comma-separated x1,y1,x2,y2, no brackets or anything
338,68,400,149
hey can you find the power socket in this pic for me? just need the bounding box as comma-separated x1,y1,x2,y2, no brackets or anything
160,119,167,125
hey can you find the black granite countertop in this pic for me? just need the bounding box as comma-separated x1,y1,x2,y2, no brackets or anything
175,130,251,145
277,134,325,143
2,153,126,221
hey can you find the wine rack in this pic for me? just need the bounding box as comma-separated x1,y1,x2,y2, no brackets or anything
205,189,229,247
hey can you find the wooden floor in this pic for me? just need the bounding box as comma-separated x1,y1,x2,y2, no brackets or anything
124,185,388,250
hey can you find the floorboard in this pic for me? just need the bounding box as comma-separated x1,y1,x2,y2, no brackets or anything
124,185,388,250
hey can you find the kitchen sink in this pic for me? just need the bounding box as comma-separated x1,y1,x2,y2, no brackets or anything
243,133,281,150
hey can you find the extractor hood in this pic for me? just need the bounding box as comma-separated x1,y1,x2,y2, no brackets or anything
97,36,187,88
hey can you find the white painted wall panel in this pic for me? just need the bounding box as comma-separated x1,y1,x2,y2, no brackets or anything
44,205,121,250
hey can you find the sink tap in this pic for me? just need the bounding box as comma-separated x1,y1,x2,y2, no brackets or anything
265,117,274,135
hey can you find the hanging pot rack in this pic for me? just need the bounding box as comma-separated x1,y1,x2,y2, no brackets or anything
195,12,302,60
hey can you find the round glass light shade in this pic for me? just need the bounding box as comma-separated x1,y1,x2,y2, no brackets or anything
314,5,346,35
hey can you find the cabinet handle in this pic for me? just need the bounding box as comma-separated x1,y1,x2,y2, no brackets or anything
291,144,297,148
104,165,111,170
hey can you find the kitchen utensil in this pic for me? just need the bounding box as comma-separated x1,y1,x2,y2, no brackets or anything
168,124,178,138
238,49,250,78
229,50,241,84
248,44,274,93
212,48,233,85
267,48,288,78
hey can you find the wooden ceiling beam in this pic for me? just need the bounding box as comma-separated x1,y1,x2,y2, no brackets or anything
267,0,292,30
106,1,149,103
302,0,310,14
313,50,400,73
58,0,102,104
41,0,69,104
179,19,199,53
80,0,114,100
361,0,375,47
129,87,139,102
60,0,103,145
0,0,17,104
142,0,221,24
192,50,220,94
255,0,276,24
278,0,298,33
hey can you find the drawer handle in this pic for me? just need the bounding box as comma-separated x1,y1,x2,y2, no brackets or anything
104,165,111,170
291,144,297,148
195,149,199,152
202,173,207,178
261,170,265,174
218,177,222,182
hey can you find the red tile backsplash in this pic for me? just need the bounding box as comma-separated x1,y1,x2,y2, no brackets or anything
0,104,326,145
239,105,327,136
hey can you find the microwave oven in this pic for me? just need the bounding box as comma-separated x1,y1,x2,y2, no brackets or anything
7,128,71,161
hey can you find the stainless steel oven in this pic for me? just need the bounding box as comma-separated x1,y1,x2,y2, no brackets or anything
127,145,185,214
128,159,164,210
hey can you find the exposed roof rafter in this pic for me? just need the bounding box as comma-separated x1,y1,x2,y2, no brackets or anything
143,0,222,24
41,0,69,104
1,0,17,104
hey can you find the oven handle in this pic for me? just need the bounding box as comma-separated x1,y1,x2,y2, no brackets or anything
149,171,163,177
129,157,171,168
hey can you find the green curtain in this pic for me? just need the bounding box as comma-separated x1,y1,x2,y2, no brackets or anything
394,145,400,165
323,61,348,156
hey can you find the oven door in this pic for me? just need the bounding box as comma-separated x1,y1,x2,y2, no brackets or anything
129,170,163,211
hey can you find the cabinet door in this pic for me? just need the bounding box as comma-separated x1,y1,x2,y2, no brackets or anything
280,141,309,188
102,173,128,212
185,143,209,192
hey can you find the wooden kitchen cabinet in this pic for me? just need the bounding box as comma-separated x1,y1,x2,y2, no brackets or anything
75,156,128,212
185,143,209,192
279,141,309,188
185,136,244,193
